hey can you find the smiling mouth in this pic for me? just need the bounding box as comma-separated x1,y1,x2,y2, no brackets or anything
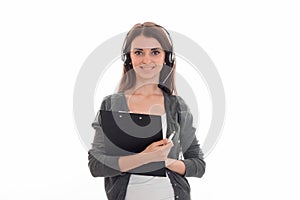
140,66,155,70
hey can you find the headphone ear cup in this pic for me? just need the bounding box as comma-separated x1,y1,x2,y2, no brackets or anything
170,52,175,65
123,53,132,69
165,51,175,68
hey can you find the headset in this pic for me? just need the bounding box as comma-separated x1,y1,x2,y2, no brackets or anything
121,24,175,94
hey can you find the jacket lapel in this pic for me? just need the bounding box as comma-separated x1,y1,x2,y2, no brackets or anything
163,92,178,137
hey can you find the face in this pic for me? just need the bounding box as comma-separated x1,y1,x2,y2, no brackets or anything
130,35,165,82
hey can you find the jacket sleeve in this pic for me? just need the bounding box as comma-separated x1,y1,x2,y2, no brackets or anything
177,96,206,178
88,97,124,177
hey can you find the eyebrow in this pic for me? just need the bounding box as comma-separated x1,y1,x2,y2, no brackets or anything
132,47,163,51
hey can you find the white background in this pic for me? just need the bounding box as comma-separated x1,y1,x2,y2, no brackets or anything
1,0,299,199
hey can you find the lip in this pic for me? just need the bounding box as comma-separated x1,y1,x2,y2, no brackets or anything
140,66,155,71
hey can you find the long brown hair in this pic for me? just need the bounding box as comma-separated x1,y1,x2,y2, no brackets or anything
118,22,177,95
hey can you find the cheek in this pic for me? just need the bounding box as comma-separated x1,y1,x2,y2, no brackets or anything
157,54,166,64
130,55,141,67
131,59,141,68
149,56,165,65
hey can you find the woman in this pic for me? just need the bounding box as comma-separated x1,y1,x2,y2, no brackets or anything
88,22,206,200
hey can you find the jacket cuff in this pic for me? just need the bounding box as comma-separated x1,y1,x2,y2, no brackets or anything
102,155,121,171
182,159,194,177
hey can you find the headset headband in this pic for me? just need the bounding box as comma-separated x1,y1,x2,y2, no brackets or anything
121,22,174,65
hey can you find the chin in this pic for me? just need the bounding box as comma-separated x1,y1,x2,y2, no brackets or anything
136,74,160,83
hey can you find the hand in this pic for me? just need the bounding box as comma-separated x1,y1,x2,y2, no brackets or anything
165,158,186,175
165,158,177,167
142,139,174,162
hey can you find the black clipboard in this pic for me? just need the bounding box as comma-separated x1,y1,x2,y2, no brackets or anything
100,110,166,177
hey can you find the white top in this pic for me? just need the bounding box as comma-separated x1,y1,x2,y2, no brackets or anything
125,113,175,200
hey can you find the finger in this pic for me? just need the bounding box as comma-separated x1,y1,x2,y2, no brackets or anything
153,139,168,146
162,141,173,150
166,140,174,147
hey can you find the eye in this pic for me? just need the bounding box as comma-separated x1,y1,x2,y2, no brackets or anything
134,50,143,56
152,50,161,55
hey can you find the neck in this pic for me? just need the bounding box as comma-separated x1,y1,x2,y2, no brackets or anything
128,75,161,96
126,83,162,96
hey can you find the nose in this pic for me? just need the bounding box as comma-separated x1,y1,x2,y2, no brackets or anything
142,53,151,64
